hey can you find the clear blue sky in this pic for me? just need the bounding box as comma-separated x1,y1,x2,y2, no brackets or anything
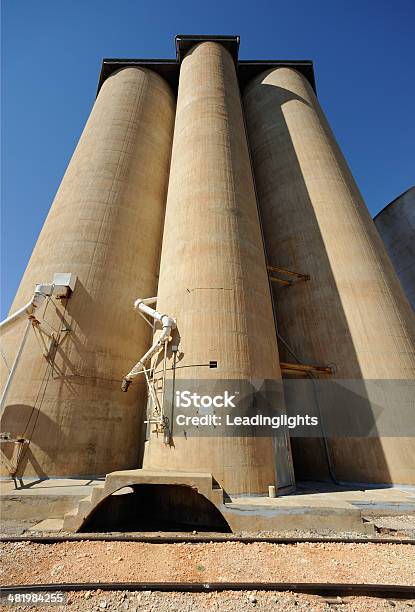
1,0,414,316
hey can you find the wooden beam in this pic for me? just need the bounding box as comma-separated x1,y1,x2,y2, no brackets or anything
267,264,310,281
280,361,333,375
268,276,292,286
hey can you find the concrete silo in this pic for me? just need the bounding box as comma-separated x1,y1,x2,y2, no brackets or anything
243,67,415,485
141,41,289,495
0,68,175,478
374,186,415,311
6,34,415,537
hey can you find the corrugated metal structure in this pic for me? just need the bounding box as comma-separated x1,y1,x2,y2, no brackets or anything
1,35,414,496
374,186,415,311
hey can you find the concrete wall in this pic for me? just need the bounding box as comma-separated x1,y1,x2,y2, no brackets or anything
243,67,415,484
0,68,175,478
142,42,287,495
374,187,415,311
4,40,413,491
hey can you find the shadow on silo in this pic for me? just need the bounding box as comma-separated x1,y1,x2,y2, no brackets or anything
244,78,391,486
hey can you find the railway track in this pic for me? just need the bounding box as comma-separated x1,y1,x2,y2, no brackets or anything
1,581,414,599
3,534,414,603
1,534,414,544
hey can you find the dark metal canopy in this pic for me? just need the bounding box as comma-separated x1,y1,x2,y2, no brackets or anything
97,34,316,96
175,34,240,64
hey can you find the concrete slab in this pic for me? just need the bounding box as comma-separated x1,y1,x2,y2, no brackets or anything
0,478,103,521
293,482,415,516
3,476,415,535
228,495,356,511
0,478,103,496
60,470,374,534
223,503,372,534
225,488,371,533
29,518,64,532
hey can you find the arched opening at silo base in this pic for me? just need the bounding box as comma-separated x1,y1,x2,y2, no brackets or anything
80,484,232,533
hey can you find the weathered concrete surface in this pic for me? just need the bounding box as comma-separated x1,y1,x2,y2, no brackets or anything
374,186,415,311
0,68,175,478
293,482,415,517
224,499,373,534
61,469,372,534
0,478,102,521
5,476,415,535
62,469,225,532
28,518,64,532
142,42,288,495
243,67,415,485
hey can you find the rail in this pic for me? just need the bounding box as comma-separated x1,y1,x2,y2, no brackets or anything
1,581,414,599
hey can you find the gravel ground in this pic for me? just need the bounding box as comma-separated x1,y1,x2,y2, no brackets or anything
2,513,415,539
371,516,415,538
1,541,414,611
0,519,39,536
1,540,414,585
0,522,410,540
2,589,415,611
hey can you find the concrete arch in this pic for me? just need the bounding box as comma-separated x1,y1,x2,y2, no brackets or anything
81,483,232,532
62,469,230,533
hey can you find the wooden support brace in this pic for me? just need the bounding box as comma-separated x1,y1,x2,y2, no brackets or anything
280,361,333,375
267,264,310,283
269,276,292,286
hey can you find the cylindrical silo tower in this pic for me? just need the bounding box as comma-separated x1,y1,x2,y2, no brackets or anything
243,67,415,484
0,68,175,478
142,42,289,495
374,186,415,311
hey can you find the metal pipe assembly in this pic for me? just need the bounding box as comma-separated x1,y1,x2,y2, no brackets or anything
121,298,176,392
0,299,39,331
0,275,76,420
0,319,32,422
0,285,53,332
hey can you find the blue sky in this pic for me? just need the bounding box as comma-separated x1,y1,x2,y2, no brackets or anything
1,0,414,316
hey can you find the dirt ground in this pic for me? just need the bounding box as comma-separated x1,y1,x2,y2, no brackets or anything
2,589,415,612
1,540,414,610
2,540,414,585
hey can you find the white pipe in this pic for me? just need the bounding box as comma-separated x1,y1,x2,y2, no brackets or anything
0,319,32,418
0,299,35,331
0,278,75,422
121,299,175,391
0,285,53,331
0,285,54,420
137,297,157,305
134,299,163,322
